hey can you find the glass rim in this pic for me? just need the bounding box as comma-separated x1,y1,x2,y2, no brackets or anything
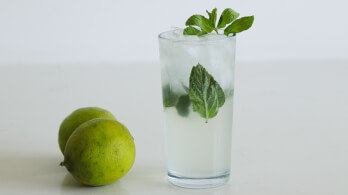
158,29,236,43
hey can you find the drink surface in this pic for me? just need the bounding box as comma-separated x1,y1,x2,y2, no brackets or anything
160,29,230,42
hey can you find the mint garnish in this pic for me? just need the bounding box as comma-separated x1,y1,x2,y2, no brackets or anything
188,64,225,123
183,8,254,36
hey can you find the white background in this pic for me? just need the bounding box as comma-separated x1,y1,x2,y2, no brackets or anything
1,0,348,65
1,1,348,194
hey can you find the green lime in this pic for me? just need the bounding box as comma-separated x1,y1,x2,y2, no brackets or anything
60,118,136,186
58,107,116,154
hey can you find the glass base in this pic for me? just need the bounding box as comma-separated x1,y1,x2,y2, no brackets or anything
168,172,230,189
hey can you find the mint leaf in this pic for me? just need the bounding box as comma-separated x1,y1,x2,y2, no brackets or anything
188,64,225,123
217,8,240,28
176,95,191,117
206,8,217,30
185,15,214,33
183,26,201,35
162,84,178,107
224,16,254,35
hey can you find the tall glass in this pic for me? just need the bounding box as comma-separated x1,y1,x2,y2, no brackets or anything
158,29,236,188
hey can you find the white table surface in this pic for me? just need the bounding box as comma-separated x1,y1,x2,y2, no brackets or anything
0,61,347,195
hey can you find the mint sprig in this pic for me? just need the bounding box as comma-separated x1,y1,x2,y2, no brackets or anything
188,64,225,123
183,8,254,36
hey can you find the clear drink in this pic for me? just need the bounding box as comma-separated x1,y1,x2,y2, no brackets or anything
158,29,236,188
